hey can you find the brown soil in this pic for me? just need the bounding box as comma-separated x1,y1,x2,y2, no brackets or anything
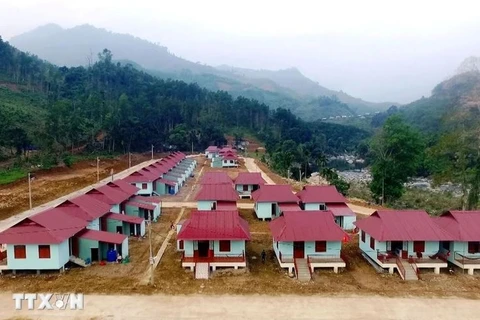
0,154,151,220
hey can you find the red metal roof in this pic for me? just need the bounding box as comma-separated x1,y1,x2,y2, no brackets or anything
296,185,347,203
234,172,266,186
354,210,454,241
279,203,301,212
76,229,127,244
177,210,250,240
269,211,347,242
131,196,162,204
435,211,480,241
222,154,238,160
108,180,139,195
104,212,144,224
251,185,298,203
326,203,355,216
125,201,156,210
158,178,177,186
58,195,111,221
90,185,130,204
0,208,87,244
150,163,170,174
195,184,239,201
206,146,219,152
216,201,238,211
200,172,233,185
123,171,156,183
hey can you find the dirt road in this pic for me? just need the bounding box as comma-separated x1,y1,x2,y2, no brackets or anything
347,203,376,215
243,157,275,184
0,294,477,320
161,202,253,209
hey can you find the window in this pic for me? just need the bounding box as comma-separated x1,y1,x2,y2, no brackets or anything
468,242,479,254
319,204,326,211
361,230,365,243
413,241,425,253
141,183,148,190
315,241,327,252
179,240,184,250
370,237,375,250
14,245,26,259
242,185,249,191
230,160,233,164
38,245,51,259
219,240,230,252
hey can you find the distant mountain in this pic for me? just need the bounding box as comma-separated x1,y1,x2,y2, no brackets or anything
9,24,393,119
216,65,394,113
372,70,480,133
456,56,480,74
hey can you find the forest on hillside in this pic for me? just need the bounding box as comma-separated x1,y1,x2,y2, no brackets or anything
0,37,367,173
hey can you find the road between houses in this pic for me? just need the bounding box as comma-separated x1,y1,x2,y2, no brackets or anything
0,294,477,320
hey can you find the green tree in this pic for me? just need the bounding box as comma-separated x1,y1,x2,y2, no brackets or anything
369,116,424,204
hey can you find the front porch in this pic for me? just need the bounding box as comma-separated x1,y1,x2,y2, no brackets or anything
452,252,480,275
375,250,447,274
181,251,246,271
276,252,346,274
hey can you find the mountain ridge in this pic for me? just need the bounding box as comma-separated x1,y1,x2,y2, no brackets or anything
9,23,394,118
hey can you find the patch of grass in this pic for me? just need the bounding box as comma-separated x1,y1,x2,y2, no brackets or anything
0,167,27,185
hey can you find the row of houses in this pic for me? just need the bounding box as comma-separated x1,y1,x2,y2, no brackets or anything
0,152,196,274
205,146,239,168
176,172,352,279
356,210,480,279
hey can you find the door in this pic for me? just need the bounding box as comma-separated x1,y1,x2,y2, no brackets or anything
271,203,277,217
116,226,123,234
391,241,403,254
91,248,99,262
198,241,209,258
100,217,107,231
293,241,305,259
72,237,79,257
212,202,217,210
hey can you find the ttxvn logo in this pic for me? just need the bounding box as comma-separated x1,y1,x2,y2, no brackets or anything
13,293,84,310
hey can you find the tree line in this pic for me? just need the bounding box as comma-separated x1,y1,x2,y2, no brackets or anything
0,38,367,173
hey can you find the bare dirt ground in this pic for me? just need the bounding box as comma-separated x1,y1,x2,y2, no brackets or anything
1,294,478,320
0,154,152,221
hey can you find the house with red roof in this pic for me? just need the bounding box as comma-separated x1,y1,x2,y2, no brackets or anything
435,211,480,275
0,209,88,272
297,185,356,230
83,186,147,237
252,185,300,220
269,211,348,277
176,210,250,277
195,184,239,210
211,150,239,168
199,171,233,186
234,172,266,199
123,169,159,196
205,146,219,159
354,210,451,279
56,196,130,264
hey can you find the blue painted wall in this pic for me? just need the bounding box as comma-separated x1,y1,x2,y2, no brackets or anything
6,241,69,270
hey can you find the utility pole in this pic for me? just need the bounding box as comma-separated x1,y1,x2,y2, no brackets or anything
148,211,154,286
191,141,193,154
96,157,100,182
28,172,32,209
128,152,132,168
110,169,114,182
151,145,154,160
298,168,302,182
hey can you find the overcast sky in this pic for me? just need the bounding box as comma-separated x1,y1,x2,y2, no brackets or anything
1,0,480,103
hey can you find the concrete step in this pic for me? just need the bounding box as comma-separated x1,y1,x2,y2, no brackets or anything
69,255,88,268
295,258,311,282
195,262,209,280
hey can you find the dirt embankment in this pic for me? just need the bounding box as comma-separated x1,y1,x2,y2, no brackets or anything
0,154,152,220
